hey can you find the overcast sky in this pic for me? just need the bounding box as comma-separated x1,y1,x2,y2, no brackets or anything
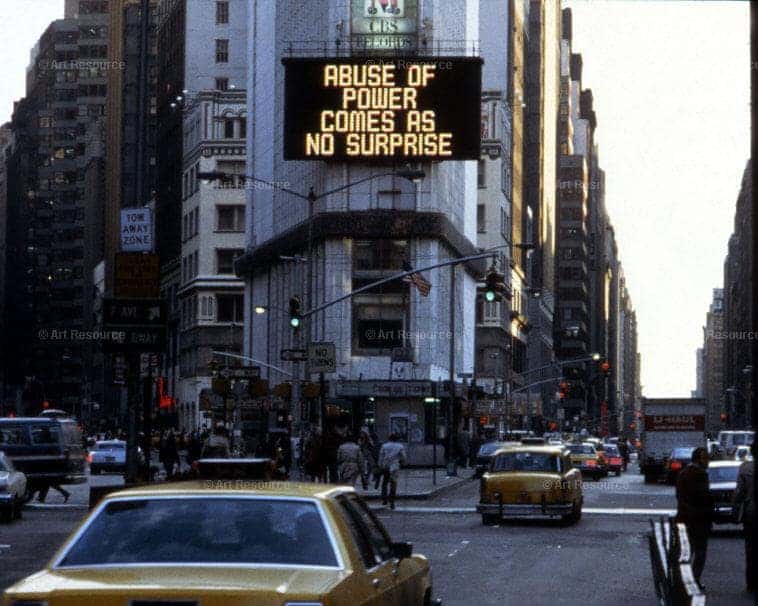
564,0,750,397
0,1,750,397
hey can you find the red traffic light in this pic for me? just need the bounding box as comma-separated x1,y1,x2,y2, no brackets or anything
600,361,611,375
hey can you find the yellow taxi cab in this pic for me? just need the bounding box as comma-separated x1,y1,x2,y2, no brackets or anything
476,445,583,525
585,438,609,470
566,442,607,481
3,479,440,606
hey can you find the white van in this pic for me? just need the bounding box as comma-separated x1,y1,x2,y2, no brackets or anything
718,430,755,455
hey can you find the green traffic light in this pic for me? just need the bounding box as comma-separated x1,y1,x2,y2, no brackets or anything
485,291,496,302
290,317,300,328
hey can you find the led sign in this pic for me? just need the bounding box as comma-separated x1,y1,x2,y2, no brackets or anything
283,57,482,162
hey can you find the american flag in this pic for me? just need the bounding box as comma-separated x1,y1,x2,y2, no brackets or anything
402,261,432,297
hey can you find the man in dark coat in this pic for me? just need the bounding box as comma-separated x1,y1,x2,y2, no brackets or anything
733,442,755,593
675,446,713,588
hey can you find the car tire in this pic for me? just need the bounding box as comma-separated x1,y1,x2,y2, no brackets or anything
482,514,498,526
13,497,22,520
0,506,12,523
615,470,621,477
21,488,34,504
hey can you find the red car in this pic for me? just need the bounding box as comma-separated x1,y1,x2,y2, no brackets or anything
602,444,624,476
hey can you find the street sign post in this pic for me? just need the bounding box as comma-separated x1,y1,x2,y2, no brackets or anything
281,348,308,362
219,367,261,380
103,298,167,353
308,342,336,373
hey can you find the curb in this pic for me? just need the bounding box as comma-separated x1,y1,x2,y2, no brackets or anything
25,503,88,511
360,473,474,501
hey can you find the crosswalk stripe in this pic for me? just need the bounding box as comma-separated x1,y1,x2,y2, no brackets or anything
373,506,677,516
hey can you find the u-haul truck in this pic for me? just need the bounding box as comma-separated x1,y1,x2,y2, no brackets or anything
640,398,707,483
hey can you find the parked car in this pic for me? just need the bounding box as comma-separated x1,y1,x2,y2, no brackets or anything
567,443,607,480
665,446,696,485
477,445,583,525
474,441,506,478
0,452,26,522
0,417,86,501
707,460,743,524
3,477,441,605
602,444,624,475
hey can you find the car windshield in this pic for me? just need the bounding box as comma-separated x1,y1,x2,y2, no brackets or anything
672,447,695,459
568,444,595,455
57,498,339,568
708,466,740,483
733,433,752,446
0,424,27,445
479,442,504,456
30,424,60,445
96,442,125,450
603,445,619,456
492,452,559,473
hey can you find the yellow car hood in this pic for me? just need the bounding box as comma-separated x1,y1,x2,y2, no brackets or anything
4,566,349,606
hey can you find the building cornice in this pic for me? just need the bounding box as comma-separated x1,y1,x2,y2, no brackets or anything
236,210,487,278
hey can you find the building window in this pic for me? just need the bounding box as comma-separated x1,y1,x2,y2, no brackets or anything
224,118,235,139
239,117,246,139
352,240,410,354
192,250,199,277
500,207,509,238
216,294,243,322
477,204,486,233
215,77,229,91
216,249,243,274
216,1,229,24
217,205,245,232
215,39,229,63
477,160,486,188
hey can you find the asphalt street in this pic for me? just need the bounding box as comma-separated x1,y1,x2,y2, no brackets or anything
1,469,754,605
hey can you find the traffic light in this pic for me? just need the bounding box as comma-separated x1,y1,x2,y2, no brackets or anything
558,380,570,401
288,296,302,330
483,267,508,302
600,360,611,376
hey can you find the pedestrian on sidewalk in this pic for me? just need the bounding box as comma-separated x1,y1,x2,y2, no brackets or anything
378,433,407,510
358,428,378,490
303,428,326,482
675,446,714,589
36,483,70,503
457,428,471,468
322,425,343,484
733,441,755,593
159,430,179,479
201,423,231,459
337,434,364,487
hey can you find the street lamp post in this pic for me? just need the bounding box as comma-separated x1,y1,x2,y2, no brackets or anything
200,167,425,432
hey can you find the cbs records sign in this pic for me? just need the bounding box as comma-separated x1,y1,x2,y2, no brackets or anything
282,57,482,162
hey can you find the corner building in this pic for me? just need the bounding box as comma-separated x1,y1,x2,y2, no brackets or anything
240,1,482,464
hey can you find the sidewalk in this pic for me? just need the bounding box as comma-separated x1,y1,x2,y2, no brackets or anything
355,467,475,500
